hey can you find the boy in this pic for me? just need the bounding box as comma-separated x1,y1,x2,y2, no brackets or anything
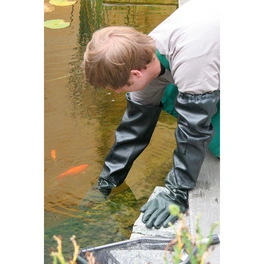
82,0,220,229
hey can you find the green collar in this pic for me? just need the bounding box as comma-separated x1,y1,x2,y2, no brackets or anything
156,49,170,71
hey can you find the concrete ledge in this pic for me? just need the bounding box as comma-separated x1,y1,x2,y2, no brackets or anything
188,151,220,264
130,186,190,239
130,151,220,263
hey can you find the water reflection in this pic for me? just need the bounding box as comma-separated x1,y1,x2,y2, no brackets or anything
44,0,177,262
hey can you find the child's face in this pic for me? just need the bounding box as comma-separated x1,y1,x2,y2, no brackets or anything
118,72,152,93
105,55,159,93
111,57,159,93
105,69,154,93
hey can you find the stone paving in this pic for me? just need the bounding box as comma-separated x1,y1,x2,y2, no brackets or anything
128,151,220,264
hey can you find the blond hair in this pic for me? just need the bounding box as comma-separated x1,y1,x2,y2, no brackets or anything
82,26,155,89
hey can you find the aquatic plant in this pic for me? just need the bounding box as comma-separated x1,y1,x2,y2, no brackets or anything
44,19,71,29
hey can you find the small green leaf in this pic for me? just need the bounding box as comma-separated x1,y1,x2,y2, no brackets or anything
169,204,180,216
44,19,70,29
49,0,76,6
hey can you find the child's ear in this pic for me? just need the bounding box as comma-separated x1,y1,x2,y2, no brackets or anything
131,70,143,77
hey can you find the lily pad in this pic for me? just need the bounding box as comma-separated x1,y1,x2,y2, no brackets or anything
49,0,76,6
44,19,70,29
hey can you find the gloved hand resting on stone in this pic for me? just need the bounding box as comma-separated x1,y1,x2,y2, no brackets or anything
140,189,188,229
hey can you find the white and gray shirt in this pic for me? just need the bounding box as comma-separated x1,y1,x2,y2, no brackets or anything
131,0,220,106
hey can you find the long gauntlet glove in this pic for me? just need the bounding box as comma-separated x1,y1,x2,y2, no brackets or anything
141,90,220,229
97,92,162,195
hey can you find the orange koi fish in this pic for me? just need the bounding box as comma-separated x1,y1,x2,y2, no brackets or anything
58,164,88,179
51,149,57,165
51,149,56,160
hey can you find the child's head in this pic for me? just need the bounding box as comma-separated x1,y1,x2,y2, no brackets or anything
82,26,155,90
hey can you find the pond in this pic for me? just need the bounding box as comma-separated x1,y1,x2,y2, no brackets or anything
44,0,178,262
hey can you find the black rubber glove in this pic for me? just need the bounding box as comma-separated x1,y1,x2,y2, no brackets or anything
140,190,187,229
79,185,111,209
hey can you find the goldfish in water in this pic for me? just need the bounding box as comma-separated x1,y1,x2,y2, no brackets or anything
51,149,56,160
58,164,88,179
51,149,57,165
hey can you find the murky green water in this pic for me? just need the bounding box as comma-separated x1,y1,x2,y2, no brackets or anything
44,0,178,262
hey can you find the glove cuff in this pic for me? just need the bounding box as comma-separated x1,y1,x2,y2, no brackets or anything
163,188,189,212
97,178,114,196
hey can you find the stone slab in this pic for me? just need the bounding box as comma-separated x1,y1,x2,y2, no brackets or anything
188,151,220,264
130,151,220,263
130,186,190,239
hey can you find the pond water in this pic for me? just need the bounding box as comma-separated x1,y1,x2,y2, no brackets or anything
44,0,178,262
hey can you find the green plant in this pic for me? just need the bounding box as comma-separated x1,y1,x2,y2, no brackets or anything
50,235,97,264
164,204,219,264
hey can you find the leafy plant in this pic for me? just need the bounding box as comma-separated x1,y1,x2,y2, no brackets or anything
164,204,219,264
50,235,97,264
